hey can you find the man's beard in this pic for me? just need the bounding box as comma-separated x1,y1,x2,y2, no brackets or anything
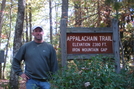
35,36,42,41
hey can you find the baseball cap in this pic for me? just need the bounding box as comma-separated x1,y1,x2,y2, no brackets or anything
32,26,43,31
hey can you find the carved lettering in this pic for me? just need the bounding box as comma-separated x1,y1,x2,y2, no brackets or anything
72,48,80,52
99,36,112,41
67,33,113,54
82,48,99,52
72,42,90,47
67,36,98,41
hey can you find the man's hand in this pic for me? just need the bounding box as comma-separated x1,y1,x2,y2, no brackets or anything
20,73,30,81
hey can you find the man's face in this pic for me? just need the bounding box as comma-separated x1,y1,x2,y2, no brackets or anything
32,27,44,41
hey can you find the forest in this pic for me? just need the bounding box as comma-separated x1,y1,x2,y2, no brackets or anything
0,0,134,89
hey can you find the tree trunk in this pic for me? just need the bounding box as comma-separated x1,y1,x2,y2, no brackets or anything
49,0,53,44
9,0,25,89
29,3,32,41
54,2,58,34
0,0,6,43
97,0,101,27
74,0,82,27
2,2,13,77
0,0,6,79
25,3,29,42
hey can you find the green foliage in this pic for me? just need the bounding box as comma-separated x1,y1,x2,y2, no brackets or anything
99,23,108,27
51,55,134,89
113,2,122,11
105,0,113,5
0,82,10,89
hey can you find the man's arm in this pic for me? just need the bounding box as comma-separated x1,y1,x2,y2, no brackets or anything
12,44,30,81
12,45,26,76
50,46,58,73
12,58,23,76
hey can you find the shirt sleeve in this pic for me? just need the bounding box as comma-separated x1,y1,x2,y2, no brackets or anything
12,45,26,76
50,45,58,74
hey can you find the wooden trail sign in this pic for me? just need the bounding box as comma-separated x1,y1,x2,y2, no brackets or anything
60,19,120,73
67,33,113,54
66,27,114,59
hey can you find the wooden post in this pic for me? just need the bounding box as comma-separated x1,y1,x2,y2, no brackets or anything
0,50,4,63
60,19,67,68
112,19,120,73
0,50,4,78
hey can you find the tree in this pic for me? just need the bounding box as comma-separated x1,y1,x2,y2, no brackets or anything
0,0,6,41
49,0,53,44
68,0,112,27
9,0,25,88
0,0,6,79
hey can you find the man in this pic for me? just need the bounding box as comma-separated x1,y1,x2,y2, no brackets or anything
12,26,58,89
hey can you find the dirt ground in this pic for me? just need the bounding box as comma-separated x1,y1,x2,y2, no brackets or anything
0,79,26,89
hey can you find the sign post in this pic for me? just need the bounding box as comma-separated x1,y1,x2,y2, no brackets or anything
0,50,4,63
0,50,4,79
60,19,67,68
112,19,120,73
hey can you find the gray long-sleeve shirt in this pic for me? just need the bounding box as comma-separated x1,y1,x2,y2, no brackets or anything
12,41,58,81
